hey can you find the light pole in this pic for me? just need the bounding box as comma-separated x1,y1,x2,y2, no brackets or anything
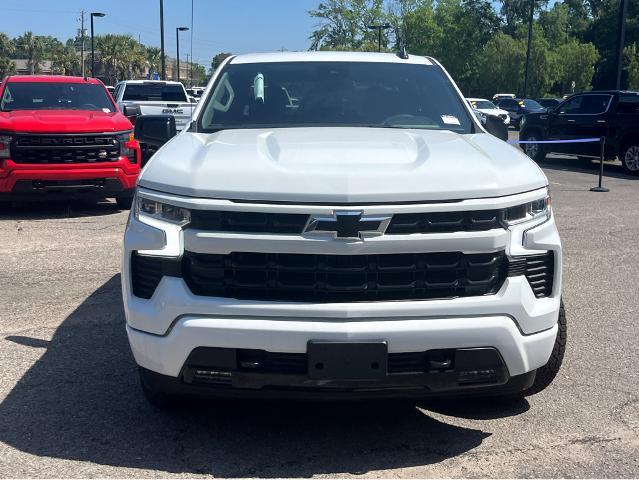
160,0,166,80
523,0,534,98
176,27,189,82
367,23,391,52
90,12,105,78
616,0,628,89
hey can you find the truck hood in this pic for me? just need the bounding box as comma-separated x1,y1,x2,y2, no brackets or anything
0,110,133,133
139,127,547,203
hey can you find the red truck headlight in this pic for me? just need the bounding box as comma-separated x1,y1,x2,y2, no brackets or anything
118,131,138,163
0,135,12,159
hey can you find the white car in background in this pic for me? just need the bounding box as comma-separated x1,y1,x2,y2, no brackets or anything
467,98,510,125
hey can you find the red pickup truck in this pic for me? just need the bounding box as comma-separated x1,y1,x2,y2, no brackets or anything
0,75,141,208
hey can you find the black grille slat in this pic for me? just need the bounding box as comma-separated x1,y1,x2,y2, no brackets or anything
182,251,507,302
11,134,120,164
507,252,554,298
187,209,504,235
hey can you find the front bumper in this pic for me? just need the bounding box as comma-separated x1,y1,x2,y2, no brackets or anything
122,188,562,397
0,158,139,199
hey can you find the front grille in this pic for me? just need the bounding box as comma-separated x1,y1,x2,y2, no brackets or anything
187,209,503,235
386,210,501,234
182,251,507,302
11,134,120,164
507,252,554,298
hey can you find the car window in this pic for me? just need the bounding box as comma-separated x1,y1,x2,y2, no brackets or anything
0,82,115,112
617,95,639,114
558,95,611,115
122,83,187,102
199,61,474,133
470,100,496,109
500,99,516,109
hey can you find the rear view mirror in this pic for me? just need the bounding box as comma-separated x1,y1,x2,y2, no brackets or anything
484,114,508,141
134,115,177,148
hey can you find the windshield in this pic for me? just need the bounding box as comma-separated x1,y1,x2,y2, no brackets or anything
122,83,187,102
522,99,543,110
0,82,115,112
198,61,473,133
469,99,496,110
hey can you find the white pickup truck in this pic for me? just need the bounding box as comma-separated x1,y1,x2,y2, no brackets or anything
124,52,565,406
113,80,194,131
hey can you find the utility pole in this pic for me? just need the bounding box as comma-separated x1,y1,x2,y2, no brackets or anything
615,0,628,90
80,11,85,77
186,54,190,86
523,0,534,98
160,0,166,80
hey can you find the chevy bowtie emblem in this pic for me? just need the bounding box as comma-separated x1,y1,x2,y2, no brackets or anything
303,211,392,239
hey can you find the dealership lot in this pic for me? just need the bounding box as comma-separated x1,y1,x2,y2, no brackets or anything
0,143,638,477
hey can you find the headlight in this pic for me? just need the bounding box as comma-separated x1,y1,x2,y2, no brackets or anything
135,196,191,226
118,131,137,163
0,135,12,158
501,195,551,226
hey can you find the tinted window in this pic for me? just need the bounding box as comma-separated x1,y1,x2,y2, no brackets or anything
617,95,639,114
558,94,611,115
199,61,474,133
469,100,496,109
522,99,543,110
0,82,115,112
499,99,516,109
122,83,187,102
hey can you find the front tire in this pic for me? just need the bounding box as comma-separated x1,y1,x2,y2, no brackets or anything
522,300,567,397
621,142,639,175
522,132,546,162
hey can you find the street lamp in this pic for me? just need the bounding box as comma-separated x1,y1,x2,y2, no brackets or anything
160,0,166,80
90,12,105,78
176,27,189,82
367,23,391,53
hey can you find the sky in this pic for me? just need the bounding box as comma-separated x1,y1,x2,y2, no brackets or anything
2,0,320,67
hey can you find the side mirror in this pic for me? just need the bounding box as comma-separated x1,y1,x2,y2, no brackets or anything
134,115,177,148
484,114,508,141
122,104,141,117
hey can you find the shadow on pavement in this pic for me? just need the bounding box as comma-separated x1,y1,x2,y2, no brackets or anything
0,198,126,221
0,275,526,476
540,156,638,181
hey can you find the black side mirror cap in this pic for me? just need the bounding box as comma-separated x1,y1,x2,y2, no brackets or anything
134,115,177,148
122,104,141,117
484,114,509,141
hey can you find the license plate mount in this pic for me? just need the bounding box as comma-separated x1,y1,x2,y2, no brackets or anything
307,341,388,380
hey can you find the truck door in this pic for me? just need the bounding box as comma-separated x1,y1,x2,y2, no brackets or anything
569,94,613,157
546,95,584,155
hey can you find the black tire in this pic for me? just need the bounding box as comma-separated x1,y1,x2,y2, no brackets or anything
116,195,133,210
525,300,567,396
139,367,175,409
620,142,639,175
521,132,546,162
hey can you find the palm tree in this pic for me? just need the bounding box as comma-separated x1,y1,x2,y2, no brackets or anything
95,34,147,83
51,45,80,76
145,46,162,77
0,33,16,78
16,31,44,74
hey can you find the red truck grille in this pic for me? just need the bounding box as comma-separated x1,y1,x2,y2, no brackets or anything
11,134,120,164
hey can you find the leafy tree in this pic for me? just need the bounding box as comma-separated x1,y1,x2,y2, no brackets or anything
95,34,146,83
539,3,570,45
191,64,208,85
476,32,526,96
14,32,44,74
145,47,162,77
498,0,549,36
0,33,15,78
555,39,599,94
211,52,232,71
51,44,80,75
624,43,639,89
308,0,387,50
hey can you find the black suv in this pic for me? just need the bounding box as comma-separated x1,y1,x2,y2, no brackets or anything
519,91,639,175
494,98,545,129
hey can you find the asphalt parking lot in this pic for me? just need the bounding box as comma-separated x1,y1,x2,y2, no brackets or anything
0,135,638,478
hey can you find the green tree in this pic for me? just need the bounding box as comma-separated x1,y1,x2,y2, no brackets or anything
498,0,549,36
624,43,639,89
145,47,162,77
0,33,16,78
95,34,146,83
308,0,387,51
476,32,526,96
14,31,44,74
211,52,232,71
51,44,80,75
555,39,599,94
